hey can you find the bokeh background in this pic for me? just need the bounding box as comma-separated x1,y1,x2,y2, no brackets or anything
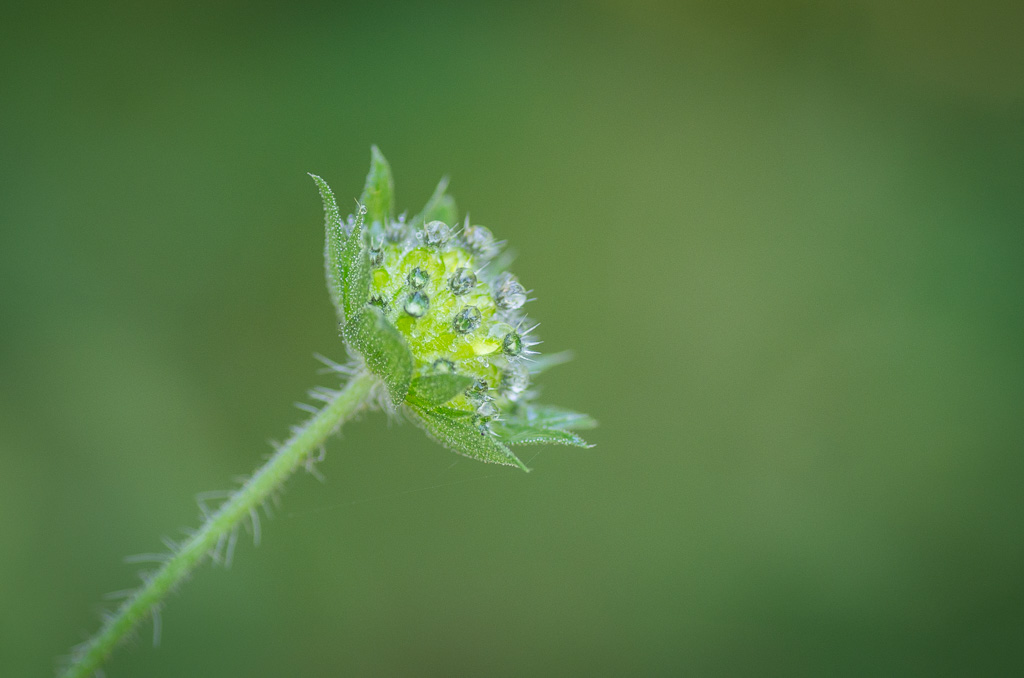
3,1,1023,676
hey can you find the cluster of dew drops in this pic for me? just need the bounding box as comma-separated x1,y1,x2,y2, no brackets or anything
352,210,541,433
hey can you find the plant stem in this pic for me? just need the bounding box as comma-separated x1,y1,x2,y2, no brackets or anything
60,369,377,678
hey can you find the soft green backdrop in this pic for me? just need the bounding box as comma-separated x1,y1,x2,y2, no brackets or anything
2,2,1023,676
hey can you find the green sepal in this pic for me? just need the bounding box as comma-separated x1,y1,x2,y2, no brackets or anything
342,307,414,407
508,403,597,431
310,173,347,322
407,374,475,408
491,421,593,448
410,176,457,229
525,351,574,376
359,145,395,226
407,405,529,471
340,211,370,321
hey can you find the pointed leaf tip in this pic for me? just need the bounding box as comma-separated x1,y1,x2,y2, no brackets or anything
311,173,347,322
492,422,594,448
360,146,395,225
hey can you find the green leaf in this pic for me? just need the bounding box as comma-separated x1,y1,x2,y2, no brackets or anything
491,421,593,448
411,176,457,228
340,210,370,321
342,307,413,407
359,145,395,225
407,374,475,408
510,403,597,431
525,350,574,376
408,405,529,471
310,173,347,322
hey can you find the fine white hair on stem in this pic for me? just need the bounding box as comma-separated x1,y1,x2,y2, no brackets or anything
196,490,232,519
224,527,239,568
248,507,262,547
211,532,227,565
304,444,327,482
151,605,162,648
123,553,169,565
294,401,320,415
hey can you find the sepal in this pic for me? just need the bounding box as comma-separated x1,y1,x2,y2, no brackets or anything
310,173,347,322
507,403,597,431
491,421,592,448
410,176,457,229
340,210,370,321
360,145,395,225
342,307,414,407
407,405,529,471
407,374,475,408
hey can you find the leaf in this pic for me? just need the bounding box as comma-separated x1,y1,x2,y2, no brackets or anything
310,173,347,322
407,374,475,408
491,421,593,448
411,176,457,229
525,350,574,376
509,403,597,431
340,211,370,321
359,145,395,225
408,405,529,471
342,307,414,407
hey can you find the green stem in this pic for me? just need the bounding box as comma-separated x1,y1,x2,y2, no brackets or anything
61,370,377,678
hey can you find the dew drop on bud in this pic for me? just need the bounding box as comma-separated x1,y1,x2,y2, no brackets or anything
494,273,527,310
502,331,523,357
465,379,489,402
448,267,477,295
408,266,429,288
472,415,491,436
432,358,456,374
369,295,390,313
404,290,429,317
423,220,451,247
369,247,384,267
476,401,498,418
501,363,530,396
452,305,482,334
463,224,497,258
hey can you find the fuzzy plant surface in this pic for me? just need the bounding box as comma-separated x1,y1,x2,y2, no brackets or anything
58,147,595,678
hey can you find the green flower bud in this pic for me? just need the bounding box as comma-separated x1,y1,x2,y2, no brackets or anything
313,147,595,469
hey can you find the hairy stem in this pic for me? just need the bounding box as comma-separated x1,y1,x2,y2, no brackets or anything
61,369,377,678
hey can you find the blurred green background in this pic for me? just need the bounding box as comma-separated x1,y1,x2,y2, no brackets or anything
3,1,1023,676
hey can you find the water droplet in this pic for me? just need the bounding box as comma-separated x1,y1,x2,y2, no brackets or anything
502,331,523,357
472,415,491,435
448,267,477,295
463,224,497,258
494,273,527,310
404,290,429,317
501,363,530,396
408,266,429,288
369,295,390,313
465,379,489,403
452,306,482,334
369,247,384,267
476,401,498,418
431,358,456,374
423,220,451,246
